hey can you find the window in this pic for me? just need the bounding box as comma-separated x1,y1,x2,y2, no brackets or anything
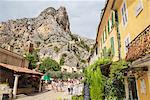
135,0,143,16
108,20,110,33
110,37,115,55
103,29,106,42
121,0,128,26
103,32,105,43
103,47,107,57
140,78,146,94
108,18,112,34
100,38,102,48
112,11,115,26
109,19,112,32
105,27,107,39
96,46,98,55
124,35,130,53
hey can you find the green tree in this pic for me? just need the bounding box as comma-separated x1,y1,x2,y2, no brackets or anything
40,57,60,73
24,52,39,69
60,57,65,65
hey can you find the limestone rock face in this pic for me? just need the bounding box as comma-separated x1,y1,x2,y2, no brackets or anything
0,7,95,68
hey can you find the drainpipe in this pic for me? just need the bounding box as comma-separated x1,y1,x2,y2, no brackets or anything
115,10,121,60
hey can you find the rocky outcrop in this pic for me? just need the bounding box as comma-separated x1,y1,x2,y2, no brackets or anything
0,6,95,68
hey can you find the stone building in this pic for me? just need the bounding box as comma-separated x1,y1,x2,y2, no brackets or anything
0,47,43,98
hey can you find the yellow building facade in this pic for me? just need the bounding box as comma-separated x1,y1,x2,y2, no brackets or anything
113,0,150,100
113,0,150,59
96,0,120,61
97,0,150,99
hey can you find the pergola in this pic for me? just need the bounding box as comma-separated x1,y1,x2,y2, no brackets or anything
0,63,43,98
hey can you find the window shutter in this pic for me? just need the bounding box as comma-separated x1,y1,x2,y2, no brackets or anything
105,27,107,39
108,21,110,33
109,19,112,31
110,37,115,55
112,12,115,26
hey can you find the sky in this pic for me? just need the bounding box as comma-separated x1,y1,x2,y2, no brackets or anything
0,0,105,39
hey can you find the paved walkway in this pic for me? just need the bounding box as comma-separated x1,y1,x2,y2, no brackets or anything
16,90,72,100
16,84,83,100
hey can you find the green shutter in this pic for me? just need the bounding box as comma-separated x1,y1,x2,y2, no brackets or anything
103,31,105,43
105,27,107,39
110,37,115,55
104,47,107,57
101,38,102,48
108,20,110,33
112,12,115,26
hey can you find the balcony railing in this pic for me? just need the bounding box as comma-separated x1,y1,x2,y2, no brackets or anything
126,25,150,61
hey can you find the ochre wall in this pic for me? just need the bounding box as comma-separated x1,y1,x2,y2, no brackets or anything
117,0,150,59
116,0,150,99
136,73,150,100
97,0,119,61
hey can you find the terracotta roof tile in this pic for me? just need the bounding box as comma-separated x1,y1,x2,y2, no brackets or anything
0,63,43,76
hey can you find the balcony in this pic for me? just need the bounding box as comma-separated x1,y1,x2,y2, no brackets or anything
126,25,150,61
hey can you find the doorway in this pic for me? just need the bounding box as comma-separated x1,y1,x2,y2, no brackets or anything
128,77,138,100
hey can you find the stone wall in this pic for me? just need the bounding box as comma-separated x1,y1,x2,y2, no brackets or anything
0,47,29,67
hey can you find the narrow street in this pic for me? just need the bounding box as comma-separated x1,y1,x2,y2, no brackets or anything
16,90,72,100
16,84,83,100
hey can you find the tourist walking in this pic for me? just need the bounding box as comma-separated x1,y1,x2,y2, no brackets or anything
70,81,73,95
67,81,71,94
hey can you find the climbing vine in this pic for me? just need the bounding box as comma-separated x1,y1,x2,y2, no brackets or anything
104,60,128,100
84,58,128,100
84,58,111,100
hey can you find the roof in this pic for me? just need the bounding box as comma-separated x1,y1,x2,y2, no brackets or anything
0,63,43,76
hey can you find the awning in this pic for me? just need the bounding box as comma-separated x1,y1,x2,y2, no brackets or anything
0,63,43,76
43,75,51,81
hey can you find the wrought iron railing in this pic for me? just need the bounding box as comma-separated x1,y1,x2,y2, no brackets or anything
126,25,150,61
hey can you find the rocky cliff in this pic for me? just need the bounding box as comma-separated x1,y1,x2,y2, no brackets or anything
0,6,95,68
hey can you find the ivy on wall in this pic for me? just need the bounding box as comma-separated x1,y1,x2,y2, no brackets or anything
84,58,111,100
84,58,128,100
104,60,128,100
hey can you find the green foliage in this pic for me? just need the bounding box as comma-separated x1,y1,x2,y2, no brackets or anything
40,57,60,73
70,34,78,41
47,71,83,80
84,58,111,100
102,47,113,59
84,58,128,100
59,53,67,66
80,59,86,64
54,46,60,53
24,51,39,69
72,95,84,100
59,57,65,65
104,60,128,99
78,40,90,52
